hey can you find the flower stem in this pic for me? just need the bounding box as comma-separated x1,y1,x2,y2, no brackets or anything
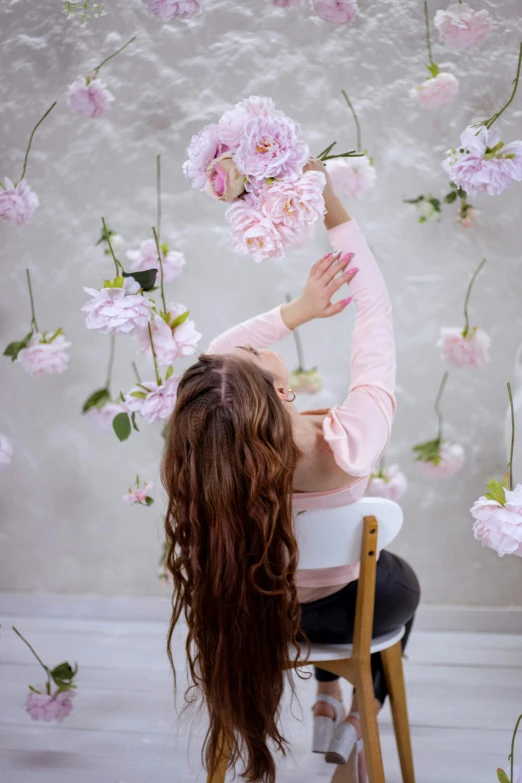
486,42,522,129
25,269,39,334
102,217,122,275
12,626,50,675
132,361,142,384
435,371,449,442
105,335,115,396
462,258,486,338
510,714,522,783
19,102,57,183
93,35,136,76
148,322,161,386
152,226,167,314
341,90,362,153
156,154,162,244
286,294,306,369
508,382,515,492
424,0,434,66
322,150,364,161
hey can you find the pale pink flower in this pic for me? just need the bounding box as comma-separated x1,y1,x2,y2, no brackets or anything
437,327,490,369
233,114,309,184
0,177,39,225
217,96,283,150
419,441,465,477
66,73,114,118
326,155,376,200
18,333,71,377
411,72,460,109
84,402,128,430
183,124,223,190
124,376,179,424
82,278,152,336
141,0,203,19
312,0,358,24
134,304,201,366
259,171,326,234
289,368,322,394
226,198,288,262
122,480,154,505
205,153,246,201
442,125,522,196
0,434,13,468
434,3,492,50
459,205,479,228
471,484,522,557
366,464,408,502
126,239,185,283
25,688,74,723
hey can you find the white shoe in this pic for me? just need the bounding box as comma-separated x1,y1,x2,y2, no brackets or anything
311,694,343,754
325,711,361,768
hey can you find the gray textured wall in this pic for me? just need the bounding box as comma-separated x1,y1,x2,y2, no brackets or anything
1,0,521,604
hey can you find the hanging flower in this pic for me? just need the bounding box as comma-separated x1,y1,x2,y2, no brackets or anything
458,203,479,228
417,441,465,477
122,476,154,506
97,223,124,255
82,276,153,336
124,376,179,424
0,178,40,225
134,305,201,366
403,194,442,223
18,332,71,377
0,434,13,468
327,156,376,200
471,484,522,557
366,464,408,501
411,71,460,108
289,367,322,394
126,239,185,283
434,3,492,50
312,0,358,25
183,124,223,190
66,73,114,118
141,0,203,19
12,626,78,724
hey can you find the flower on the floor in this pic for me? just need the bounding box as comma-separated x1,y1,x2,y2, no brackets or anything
124,376,179,424
126,239,185,283
134,305,201,366
411,71,460,109
434,3,492,50
0,434,13,468
66,73,114,118
17,332,71,377
438,327,490,369
0,178,40,225
366,464,408,501
289,367,322,394
312,0,358,25
142,0,203,20
122,476,154,506
82,277,153,336
327,155,376,200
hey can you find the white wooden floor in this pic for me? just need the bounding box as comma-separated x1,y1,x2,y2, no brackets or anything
1,603,521,783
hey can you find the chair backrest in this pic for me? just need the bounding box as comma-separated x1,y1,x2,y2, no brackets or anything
294,497,403,571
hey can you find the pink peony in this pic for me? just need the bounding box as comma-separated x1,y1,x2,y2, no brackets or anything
289,368,322,394
124,376,179,424
25,688,74,723
0,177,39,225
259,171,326,234
269,0,302,6
0,434,13,467
411,72,460,109
205,153,246,201
122,480,154,505
437,327,490,369
434,3,492,50
233,113,309,184
366,464,408,502
326,155,376,200
226,198,287,262
66,73,114,119
459,205,479,228
419,441,465,477
217,96,283,150
82,277,153,336
126,239,185,283
18,333,71,377
471,484,522,557
183,124,223,190
312,0,358,24
141,0,203,19
84,402,128,430
442,126,522,196
134,304,201,366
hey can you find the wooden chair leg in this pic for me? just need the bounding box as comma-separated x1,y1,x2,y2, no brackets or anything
353,661,386,783
381,641,416,783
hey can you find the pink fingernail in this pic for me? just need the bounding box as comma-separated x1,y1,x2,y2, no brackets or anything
342,252,355,261
348,267,359,276
342,297,353,306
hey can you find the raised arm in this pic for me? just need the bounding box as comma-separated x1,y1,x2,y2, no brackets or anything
207,306,291,354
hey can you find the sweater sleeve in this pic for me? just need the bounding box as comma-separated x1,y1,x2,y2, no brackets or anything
207,305,292,354
323,220,396,478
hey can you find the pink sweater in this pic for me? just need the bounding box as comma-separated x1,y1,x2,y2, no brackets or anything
208,220,396,602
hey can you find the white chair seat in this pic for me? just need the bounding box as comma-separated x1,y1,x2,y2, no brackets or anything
294,625,405,663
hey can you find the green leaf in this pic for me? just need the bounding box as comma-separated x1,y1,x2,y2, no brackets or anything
426,62,440,78
412,438,441,464
3,332,33,362
485,479,506,506
497,769,510,783
444,191,458,204
50,661,78,686
171,310,190,329
113,412,132,442
130,391,147,399
47,327,63,343
428,197,441,212
456,187,467,199
145,496,154,506
165,365,174,380
403,196,425,205
82,387,111,413
103,276,124,289
123,268,157,292
160,243,169,255
131,412,139,432
28,684,41,694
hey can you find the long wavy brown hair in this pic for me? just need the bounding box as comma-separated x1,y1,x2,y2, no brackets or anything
161,353,303,783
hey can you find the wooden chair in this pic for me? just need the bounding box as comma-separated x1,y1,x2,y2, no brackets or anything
207,498,415,783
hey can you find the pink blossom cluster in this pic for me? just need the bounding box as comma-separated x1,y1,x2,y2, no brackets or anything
183,96,326,261
437,327,490,369
471,485,522,557
134,304,201,366
18,333,71,377
25,688,75,723
434,3,492,50
126,239,185,283
122,480,154,505
366,464,408,501
141,0,203,20
443,126,522,196
0,434,13,468
82,277,152,335
0,178,39,225
66,73,114,119
124,376,179,424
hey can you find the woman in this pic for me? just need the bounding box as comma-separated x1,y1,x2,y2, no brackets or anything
162,159,420,783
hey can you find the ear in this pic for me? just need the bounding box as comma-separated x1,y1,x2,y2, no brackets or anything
275,384,288,402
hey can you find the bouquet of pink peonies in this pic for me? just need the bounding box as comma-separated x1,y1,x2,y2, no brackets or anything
183,95,359,262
